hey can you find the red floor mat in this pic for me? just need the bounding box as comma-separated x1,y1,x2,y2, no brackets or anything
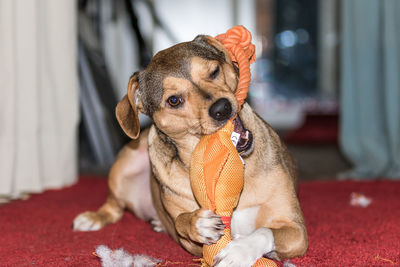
1,177,399,266
284,114,338,145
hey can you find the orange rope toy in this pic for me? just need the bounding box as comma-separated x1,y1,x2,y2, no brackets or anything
215,25,256,110
189,26,277,267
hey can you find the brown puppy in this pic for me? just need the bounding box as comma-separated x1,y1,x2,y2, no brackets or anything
73,35,307,266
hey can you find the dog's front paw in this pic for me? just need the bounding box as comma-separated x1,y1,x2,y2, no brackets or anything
73,211,105,231
213,228,275,267
150,219,165,232
195,209,225,245
213,240,258,267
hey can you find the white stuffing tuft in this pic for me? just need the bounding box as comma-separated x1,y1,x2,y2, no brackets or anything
132,254,162,267
95,245,161,267
283,259,297,267
96,245,133,267
350,192,372,207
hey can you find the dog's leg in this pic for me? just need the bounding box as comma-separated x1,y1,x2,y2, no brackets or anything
213,165,307,265
254,175,308,260
176,209,225,245
171,209,225,257
73,193,124,231
150,172,224,256
271,223,307,260
213,227,275,267
209,206,274,267
73,129,157,231
213,222,306,266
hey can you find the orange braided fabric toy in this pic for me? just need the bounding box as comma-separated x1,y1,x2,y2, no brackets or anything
189,26,277,267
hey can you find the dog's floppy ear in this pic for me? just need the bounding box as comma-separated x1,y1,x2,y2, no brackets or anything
116,72,142,139
193,35,233,65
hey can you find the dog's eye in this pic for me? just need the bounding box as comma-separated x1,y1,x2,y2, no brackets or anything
209,65,220,80
167,95,183,108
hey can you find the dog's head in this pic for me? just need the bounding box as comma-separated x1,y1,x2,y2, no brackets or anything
116,35,240,140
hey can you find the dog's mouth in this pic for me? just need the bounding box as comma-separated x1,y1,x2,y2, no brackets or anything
232,116,253,155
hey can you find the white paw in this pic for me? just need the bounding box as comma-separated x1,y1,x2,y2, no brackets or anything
150,219,165,232
196,209,225,245
213,228,275,267
73,212,103,231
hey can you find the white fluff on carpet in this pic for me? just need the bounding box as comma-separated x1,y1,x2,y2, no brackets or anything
96,245,161,267
283,259,297,267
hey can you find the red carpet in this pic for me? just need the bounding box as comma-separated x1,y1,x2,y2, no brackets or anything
1,177,399,266
284,114,338,145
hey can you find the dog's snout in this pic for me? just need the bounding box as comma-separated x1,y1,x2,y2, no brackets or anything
209,98,232,121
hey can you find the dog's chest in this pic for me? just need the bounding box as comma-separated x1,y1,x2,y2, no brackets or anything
159,161,193,197
231,206,260,239
148,126,199,201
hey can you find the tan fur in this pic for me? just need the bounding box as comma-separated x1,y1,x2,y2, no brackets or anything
73,35,307,261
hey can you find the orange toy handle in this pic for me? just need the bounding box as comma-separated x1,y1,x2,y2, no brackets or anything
215,25,256,110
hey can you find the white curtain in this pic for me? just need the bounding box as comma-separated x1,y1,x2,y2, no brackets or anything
0,0,79,200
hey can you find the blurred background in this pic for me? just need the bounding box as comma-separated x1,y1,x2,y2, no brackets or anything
1,0,399,201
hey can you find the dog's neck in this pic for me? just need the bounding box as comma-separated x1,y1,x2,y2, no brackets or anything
175,135,201,169
155,127,200,170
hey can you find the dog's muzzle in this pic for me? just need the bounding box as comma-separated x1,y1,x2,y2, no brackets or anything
209,98,232,121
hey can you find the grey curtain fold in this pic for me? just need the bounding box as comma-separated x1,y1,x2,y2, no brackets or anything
340,0,400,179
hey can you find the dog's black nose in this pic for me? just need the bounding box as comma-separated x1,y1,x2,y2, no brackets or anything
209,98,232,121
